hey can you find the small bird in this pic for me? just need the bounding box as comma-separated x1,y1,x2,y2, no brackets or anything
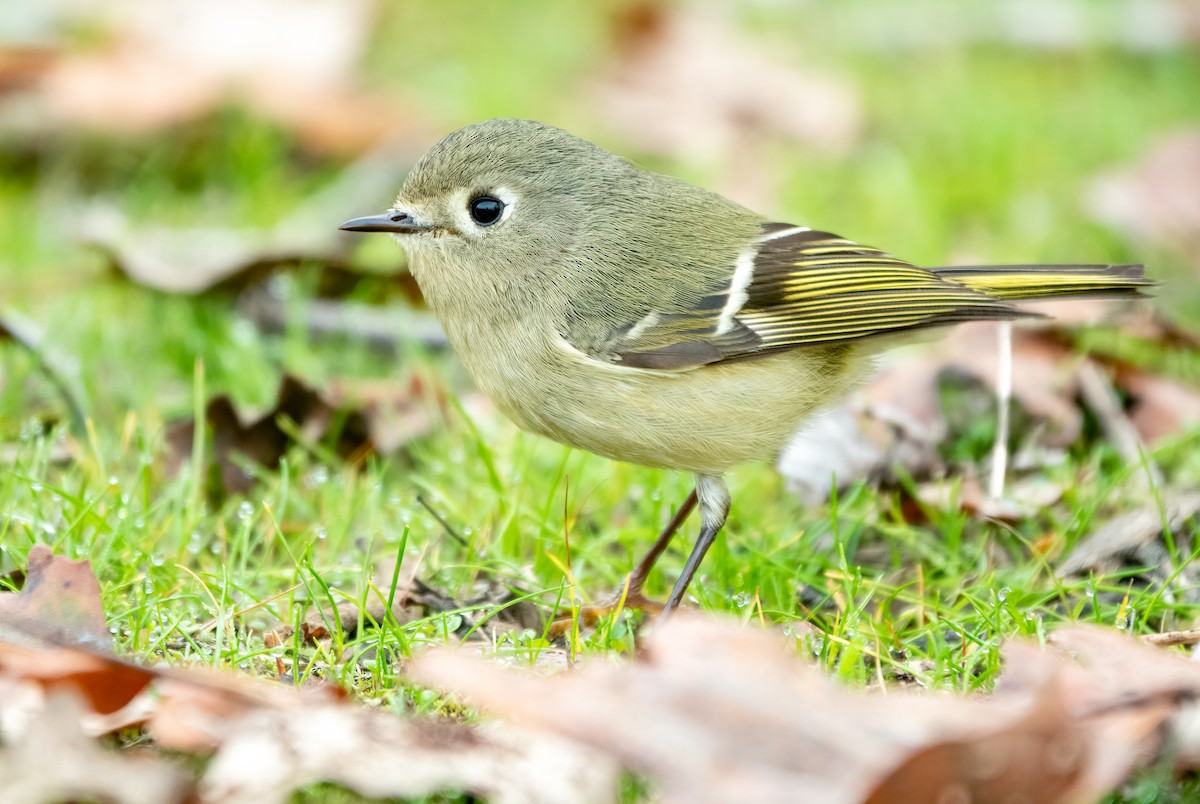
341,118,1149,620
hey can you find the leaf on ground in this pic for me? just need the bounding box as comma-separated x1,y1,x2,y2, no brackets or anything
0,308,87,433
164,374,375,496
1057,493,1200,590
1117,365,1200,445
908,473,1066,525
0,642,154,718
779,307,1194,503
779,322,1083,502
16,0,435,157
322,374,461,455
590,3,860,206
2,605,609,803
201,709,616,804
264,555,541,647
0,692,188,804
87,146,420,296
237,291,446,354
1086,129,1200,271
414,616,1200,804
0,545,111,651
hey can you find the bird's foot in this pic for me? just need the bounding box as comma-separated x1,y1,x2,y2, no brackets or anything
547,586,665,639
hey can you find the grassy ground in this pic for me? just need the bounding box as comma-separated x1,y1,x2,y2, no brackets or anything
3,3,1200,801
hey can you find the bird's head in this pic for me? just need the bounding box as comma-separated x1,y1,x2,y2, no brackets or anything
340,119,633,282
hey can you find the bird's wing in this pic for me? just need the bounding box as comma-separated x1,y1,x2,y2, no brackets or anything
576,223,1031,371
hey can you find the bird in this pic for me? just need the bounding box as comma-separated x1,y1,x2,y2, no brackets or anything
340,118,1150,623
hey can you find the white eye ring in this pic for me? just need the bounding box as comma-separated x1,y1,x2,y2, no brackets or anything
450,186,517,234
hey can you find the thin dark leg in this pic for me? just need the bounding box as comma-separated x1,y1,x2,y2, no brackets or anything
626,488,698,595
661,523,721,617
546,489,698,637
660,474,730,619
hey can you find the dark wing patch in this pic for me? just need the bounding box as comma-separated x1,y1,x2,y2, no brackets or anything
600,224,1032,371
733,228,1031,349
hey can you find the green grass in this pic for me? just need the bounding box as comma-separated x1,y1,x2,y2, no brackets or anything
2,3,1200,800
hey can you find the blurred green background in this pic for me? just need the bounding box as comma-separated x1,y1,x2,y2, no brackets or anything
3,2,1200,799
2,0,1200,669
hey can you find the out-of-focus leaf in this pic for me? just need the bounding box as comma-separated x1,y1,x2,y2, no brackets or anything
414,616,1196,804
164,374,373,496
591,3,861,207
86,145,420,296
0,693,187,804
0,308,86,433
9,0,436,157
201,709,615,804
1058,493,1200,587
0,545,111,651
1087,130,1200,272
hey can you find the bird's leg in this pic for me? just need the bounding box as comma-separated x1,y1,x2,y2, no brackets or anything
623,488,698,597
661,474,730,618
547,489,698,638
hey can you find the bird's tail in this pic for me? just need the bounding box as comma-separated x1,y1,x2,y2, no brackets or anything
934,263,1153,301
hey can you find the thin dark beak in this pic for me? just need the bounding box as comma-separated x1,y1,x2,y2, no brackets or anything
339,210,429,233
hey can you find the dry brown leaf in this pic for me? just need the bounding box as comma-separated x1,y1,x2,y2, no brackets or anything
1057,493,1200,586
0,545,111,650
20,0,433,157
1087,130,1200,271
591,3,860,207
145,666,344,752
778,322,1087,501
201,709,615,804
1118,366,1200,445
413,615,1177,804
164,374,374,496
0,692,188,804
0,642,154,718
86,144,419,296
0,308,86,433
237,292,446,354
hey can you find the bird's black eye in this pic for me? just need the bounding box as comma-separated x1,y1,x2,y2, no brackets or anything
468,195,504,226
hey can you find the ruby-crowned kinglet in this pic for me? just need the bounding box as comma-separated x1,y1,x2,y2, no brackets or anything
341,118,1149,618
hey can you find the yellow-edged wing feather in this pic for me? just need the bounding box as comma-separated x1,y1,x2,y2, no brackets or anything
609,224,1150,371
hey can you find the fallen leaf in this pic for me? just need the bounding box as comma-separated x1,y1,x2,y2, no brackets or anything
237,291,446,354
86,145,419,296
1086,130,1200,271
0,545,111,650
0,308,86,434
591,3,861,207
0,642,153,718
778,322,1086,501
0,692,187,804
1057,493,1200,588
201,709,615,804
16,0,435,157
165,374,374,496
830,0,1200,53
1118,366,1200,445
412,616,1178,804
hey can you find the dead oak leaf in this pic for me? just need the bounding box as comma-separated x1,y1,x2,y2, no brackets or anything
164,374,373,496
591,4,860,207
0,545,111,651
23,0,434,157
201,709,615,804
0,692,187,804
778,322,1087,502
413,615,1160,804
1086,129,1200,271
